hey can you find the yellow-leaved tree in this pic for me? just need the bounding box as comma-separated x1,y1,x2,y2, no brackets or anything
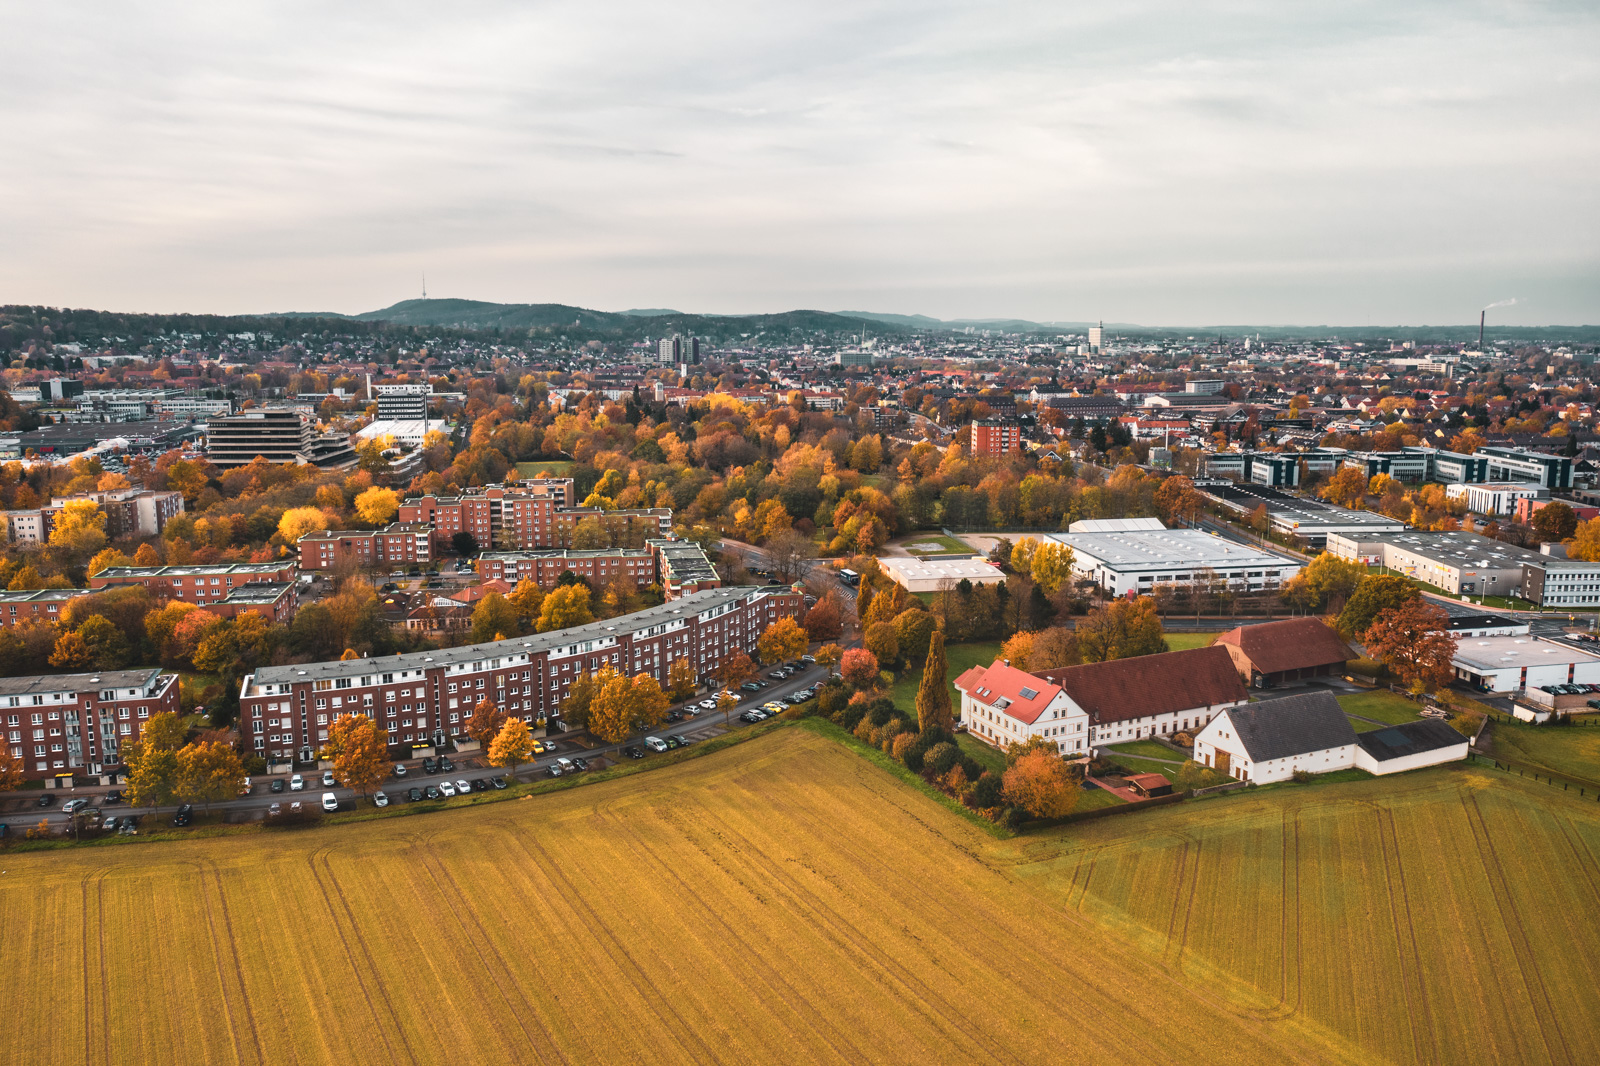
279,507,330,543
537,584,595,632
756,616,809,665
488,717,534,778
175,740,245,813
354,487,400,526
1029,541,1075,594
322,713,390,803
48,499,108,558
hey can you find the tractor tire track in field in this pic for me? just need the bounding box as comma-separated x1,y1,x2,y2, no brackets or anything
1558,818,1600,903
601,803,874,1066
679,803,1031,1066
206,864,267,1066
405,839,568,1065
1461,794,1571,1065
1375,807,1433,1066
197,863,266,1066
511,831,726,1065
80,869,108,1066
1276,808,1301,1019
305,846,417,1066
1162,836,1204,973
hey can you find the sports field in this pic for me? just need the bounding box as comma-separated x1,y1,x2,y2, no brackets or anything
2,727,1597,1065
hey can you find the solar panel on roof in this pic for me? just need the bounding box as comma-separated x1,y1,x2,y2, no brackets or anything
1019,687,1039,700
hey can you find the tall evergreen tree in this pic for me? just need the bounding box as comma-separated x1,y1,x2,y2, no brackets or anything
916,630,953,733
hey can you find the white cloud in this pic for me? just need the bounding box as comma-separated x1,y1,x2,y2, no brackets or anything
0,0,1594,324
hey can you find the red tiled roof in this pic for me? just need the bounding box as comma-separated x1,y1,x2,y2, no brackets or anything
1035,645,1247,725
1214,617,1353,676
952,660,1063,725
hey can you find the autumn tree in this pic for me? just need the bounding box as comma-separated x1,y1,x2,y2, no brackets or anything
0,746,25,792
1281,552,1367,613
124,712,187,808
1028,627,1079,670
1000,630,1036,670
757,616,810,665
465,699,508,748
840,647,881,689
1530,501,1579,543
471,591,520,643
893,608,938,664
915,630,953,733
814,643,843,666
667,657,697,703
801,592,844,642
865,621,900,667
175,740,245,813
1319,466,1369,509
559,670,598,729
1075,597,1166,663
587,667,669,743
1154,475,1202,525
1336,575,1420,639
87,547,132,577
536,584,595,632
507,578,546,624
77,615,132,670
717,689,740,727
715,649,755,692
48,499,109,558
323,713,390,802
1449,429,1485,454
1362,601,1455,690
48,629,93,670
488,717,534,777
1001,752,1080,819
278,507,330,543
354,486,400,526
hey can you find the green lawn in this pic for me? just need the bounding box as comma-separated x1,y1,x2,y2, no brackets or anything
1074,784,1127,811
1105,754,1181,781
903,535,975,556
1336,689,1425,726
1485,717,1600,784
956,734,1008,776
891,641,1003,720
515,460,574,478
1106,739,1182,761
1163,631,1222,651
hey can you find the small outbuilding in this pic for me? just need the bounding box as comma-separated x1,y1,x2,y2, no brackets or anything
1124,772,1173,798
1353,719,1469,775
1215,616,1354,688
879,557,1005,594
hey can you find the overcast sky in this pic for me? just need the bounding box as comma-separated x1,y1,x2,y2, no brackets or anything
2,1,1596,325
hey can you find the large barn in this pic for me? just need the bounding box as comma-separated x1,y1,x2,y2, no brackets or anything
1215,617,1354,688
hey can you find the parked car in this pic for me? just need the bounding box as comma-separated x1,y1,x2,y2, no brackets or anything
556,757,575,774
407,787,423,802
740,682,762,693
289,774,305,791
767,671,786,680
740,711,761,723
62,798,89,813
666,709,684,723
455,779,470,796
801,654,816,663
422,757,438,774
542,740,558,754
669,734,691,747
439,781,457,797
393,763,408,777
571,758,589,772
490,776,507,789
320,792,339,813
37,794,54,807
172,804,193,827
471,778,491,793
239,777,252,795
270,778,285,793
644,736,669,753
546,763,563,778
698,698,718,710
424,785,441,800
321,771,336,788
267,802,282,818
624,746,645,759
439,758,455,773
289,801,303,813
373,791,389,807
103,790,123,804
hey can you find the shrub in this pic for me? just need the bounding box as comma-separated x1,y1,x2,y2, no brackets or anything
1087,756,1117,776
1174,759,1223,791
866,698,897,728
892,732,918,763
852,716,876,743
1291,769,1313,783
816,680,849,719
959,755,983,781
838,701,868,732
924,742,959,777
1173,732,1194,747
970,770,1002,808
879,718,906,752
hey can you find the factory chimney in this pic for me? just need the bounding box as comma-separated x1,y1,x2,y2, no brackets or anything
1479,310,1485,350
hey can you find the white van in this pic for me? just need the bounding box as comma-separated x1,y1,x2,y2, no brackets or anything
555,757,575,774
643,736,669,753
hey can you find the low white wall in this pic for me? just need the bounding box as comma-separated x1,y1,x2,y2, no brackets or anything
1353,740,1467,775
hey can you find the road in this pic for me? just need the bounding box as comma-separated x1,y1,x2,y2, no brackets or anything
1,660,836,835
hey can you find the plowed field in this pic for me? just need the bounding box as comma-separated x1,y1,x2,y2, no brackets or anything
1,725,1596,1065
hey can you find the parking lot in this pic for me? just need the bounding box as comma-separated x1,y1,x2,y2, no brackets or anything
0,657,833,838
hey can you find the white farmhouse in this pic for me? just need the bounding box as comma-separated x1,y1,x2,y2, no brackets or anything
1192,692,1357,784
952,660,1088,753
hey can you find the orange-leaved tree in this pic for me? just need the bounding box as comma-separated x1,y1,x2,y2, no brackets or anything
1362,600,1455,691
324,713,390,803
488,717,534,778
757,617,809,665
1001,752,1080,819
465,699,508,748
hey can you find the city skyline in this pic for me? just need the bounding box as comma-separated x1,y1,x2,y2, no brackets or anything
2,1,1596,325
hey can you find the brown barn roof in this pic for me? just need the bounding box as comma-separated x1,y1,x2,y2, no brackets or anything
1215,617,1354,676
1035,645,1247,724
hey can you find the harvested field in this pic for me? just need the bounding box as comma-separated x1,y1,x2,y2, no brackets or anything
2,727,1597,1065
1486,717,1600,784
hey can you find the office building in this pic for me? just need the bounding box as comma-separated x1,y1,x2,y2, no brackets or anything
2,668,180,778
971,419,1022,457
1452,636,1600,693
1047,529,1300,597
656,335,700,365
1444,482,1546,516
1184,379,1226,394
237,585,804,761
1200,482,1407,548
1087,323,1103,352
373,384,431,421
205,409,358,470
1326,529,1600,607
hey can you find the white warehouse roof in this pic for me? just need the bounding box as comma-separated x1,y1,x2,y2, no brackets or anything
1066,517,1167,533
1049,529,1300,575
879,557,1006,592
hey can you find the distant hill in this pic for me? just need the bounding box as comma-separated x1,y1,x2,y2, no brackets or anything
341,299,897,341
619,308,682,317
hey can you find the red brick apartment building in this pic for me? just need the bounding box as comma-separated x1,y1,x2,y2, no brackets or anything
237,585,802,761
3,668,180,778
971,418,1022,457
297,524,433,571
398,479,669,552
0,588,83,628
476,548,655,589
89,562,299,605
